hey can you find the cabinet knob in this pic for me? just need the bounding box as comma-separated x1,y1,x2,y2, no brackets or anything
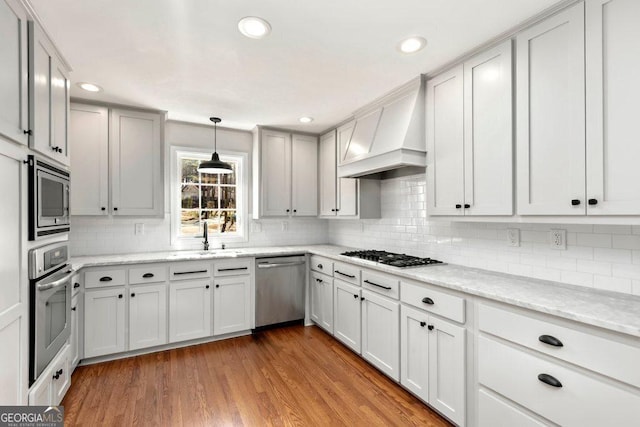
23,129,32,135
131,293,136,297
455,204,462,209
293,209,297,213
101,207,106,211
73,283,80,288
114,207,119,211
419,321,426,327
571,199,581,206
118,294,123,299
588,198,598,205
215,284,220,288
316,278,322,283
331,209,336,212
427,325,434,331
335,208,339,212
353,294,358,299
286,209,290,213
464,204,470,209
52,369,63,380
71,306,77,311
317,264,323,269
360,296,365,301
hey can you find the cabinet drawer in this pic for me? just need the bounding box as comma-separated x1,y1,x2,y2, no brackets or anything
85,269,126,288
310,255,333,275
478,389,547,427
361,269,399,299
478,304,640,389
169,262,212,280
400,280,465,323
129,265,167,284
478,336,640,427
333,261,360,285
214,258,251,277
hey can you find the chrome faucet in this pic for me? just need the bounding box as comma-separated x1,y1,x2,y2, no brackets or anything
203,223,209,251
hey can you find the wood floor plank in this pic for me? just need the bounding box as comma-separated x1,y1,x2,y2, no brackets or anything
62,325,452,426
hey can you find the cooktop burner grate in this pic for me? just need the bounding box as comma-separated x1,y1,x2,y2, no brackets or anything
340,250,445,268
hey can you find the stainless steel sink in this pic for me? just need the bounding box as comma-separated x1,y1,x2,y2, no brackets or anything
167,250,240,260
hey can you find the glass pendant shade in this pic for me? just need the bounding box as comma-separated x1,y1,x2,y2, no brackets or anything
198,117,233,174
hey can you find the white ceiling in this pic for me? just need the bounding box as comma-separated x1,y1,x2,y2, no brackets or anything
31,0,561,133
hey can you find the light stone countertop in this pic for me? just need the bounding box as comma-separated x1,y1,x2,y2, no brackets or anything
71,244,640,338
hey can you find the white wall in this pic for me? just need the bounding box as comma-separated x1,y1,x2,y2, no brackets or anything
69,120,329,255
328,173,640,296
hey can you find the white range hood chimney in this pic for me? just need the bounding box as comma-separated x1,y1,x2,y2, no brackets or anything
337,76,425,178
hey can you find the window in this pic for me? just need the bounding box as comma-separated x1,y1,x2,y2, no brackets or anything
172,148,247,245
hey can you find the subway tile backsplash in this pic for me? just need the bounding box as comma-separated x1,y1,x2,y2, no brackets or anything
328,173,640,296
70,172,640,296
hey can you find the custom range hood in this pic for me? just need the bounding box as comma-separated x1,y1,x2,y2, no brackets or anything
338,76,425,178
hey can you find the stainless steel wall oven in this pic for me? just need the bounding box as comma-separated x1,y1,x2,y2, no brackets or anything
28,155,70,240
29,242,74,386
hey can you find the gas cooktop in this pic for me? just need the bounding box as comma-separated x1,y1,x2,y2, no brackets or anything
340,250,445,268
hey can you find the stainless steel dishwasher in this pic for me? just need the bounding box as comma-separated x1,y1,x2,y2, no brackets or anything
255,255,306,329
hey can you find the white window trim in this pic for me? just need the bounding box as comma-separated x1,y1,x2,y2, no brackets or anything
170,145,249,249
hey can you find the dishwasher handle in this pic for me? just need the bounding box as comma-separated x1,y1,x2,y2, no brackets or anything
257,261,306,269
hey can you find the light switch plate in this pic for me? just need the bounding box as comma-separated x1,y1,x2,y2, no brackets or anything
507,228,520,247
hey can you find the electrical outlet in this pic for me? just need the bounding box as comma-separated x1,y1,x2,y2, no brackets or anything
134,223,144,235
251,222,262,233
550,229,566,250
281,221,288,232
507,228,520,247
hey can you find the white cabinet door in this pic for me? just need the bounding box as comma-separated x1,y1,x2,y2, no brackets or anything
428,316,466,426
70,294,80,369
291,134,318,216
213,275,251,335
427,65,464,216
337,120,355,166
129,283,167,350
0,0,28,145
51,347,70,405
28,374,51,405
463,40,513,215
28,22,70,165
169,280,212,342
333,280,361,353
400,305,430,403
336,121,359,216
84,288,126,358
70,104,109,215
516,3,586,215
320,277,334,334
310,272,333,333
260,129,291,217
319,130,337,216
310,273,323,325
110,108,162,216
361,290,399,381
586,0,640,215
0,148,26,404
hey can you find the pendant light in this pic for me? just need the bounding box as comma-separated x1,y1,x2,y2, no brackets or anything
197,117,233,174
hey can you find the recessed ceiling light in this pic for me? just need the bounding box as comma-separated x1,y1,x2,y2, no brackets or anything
238,16,272,39
299,117,313,124
77,82,102,92
398,36,427,54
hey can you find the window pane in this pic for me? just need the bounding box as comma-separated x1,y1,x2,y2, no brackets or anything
220,163,237,184
201,186,219,209
220,186,236,208
180,210,200,235
201,211,221,234
181,185,199,209
201,172,219,184
181,159,200,184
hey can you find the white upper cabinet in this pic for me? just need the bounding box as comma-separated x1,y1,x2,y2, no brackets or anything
254,128,317,218
69,104,163,217
111,108,162,216
516,3,586,215
29,22,70,166
291,134,318,216
463,40,513,215
0,0,28,145
70,104,109,215
319,130,337,216
585,0,640,215
427,40,513,217
427,65,464,216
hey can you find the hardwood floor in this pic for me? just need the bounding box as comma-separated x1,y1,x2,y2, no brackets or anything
63,325,452,426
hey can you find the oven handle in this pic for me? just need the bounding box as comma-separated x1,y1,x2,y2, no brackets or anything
37,269,76,291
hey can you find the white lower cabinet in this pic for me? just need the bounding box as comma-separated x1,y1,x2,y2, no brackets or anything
361,290,399,381
213,275,251,335
310,271,333,333
400,305,466,426
169,280,212,342
129,283,168,350
333,280,361,352
28,344,71,406
70,294,81,369
84,288,126,358
478,389,547,427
